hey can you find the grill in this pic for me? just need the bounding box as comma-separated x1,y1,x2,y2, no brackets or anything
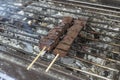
0,0,120,80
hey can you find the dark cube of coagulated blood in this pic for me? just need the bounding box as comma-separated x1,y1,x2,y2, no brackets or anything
53,20,86,57
56,42,70,51
61,36,73,45
39,17,73,51
54,49,67,57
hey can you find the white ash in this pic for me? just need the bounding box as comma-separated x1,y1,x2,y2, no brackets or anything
87,55,105,65
4,31,38,42
13,3,22,6
44,18,57,23
18,42,34,53
25,1,83,26
52,12,63,17
0,28,39,54
7,27,36,36
26,12,34,17
109,27,119,31
47,24,54,29
101,36,112,42
0,72,15,80
0,45,7,51
46,9,56,15
46,54,55,59
33,46,40,53
0,1,119,80
36,28,48,35
0,3,21,18
60,57,75,65
18,10,24,15
31,1,82,18
0,6,5,10
0,36,39,54
23,17,27,21
60,57,79,68
0,11,6,16
35,1,81,14
75,60,86,68
27,6,42,12
11,15,24,20
91,22,119,34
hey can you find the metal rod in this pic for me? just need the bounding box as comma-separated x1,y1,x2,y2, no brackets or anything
0,33,38,45
67,0,120,11
31,3,120,20
3,29,39,39
72,48,120,64
24,7,119,28
0,21,45,36
69,55,119,72
78,42,120,55
83,30,120,40
0,10,51,31
0,8,56,26
0,43,117,80
91,25,119,33
0,49,81,80
67,65,112,80
52,0,120,16
0,42,33,55
41,55,114,80
1,2,116,28
80,35,120,47
2,3,119,27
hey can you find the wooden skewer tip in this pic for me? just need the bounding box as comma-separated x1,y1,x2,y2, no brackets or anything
27,46,46,70
45,54,59,72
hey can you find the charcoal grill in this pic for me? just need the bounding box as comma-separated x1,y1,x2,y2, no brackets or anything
0,0,120,80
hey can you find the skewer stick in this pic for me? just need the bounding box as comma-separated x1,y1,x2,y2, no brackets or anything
45,54,59,72
27,46,46,70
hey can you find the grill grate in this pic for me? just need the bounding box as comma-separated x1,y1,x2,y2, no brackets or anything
0,0,120,80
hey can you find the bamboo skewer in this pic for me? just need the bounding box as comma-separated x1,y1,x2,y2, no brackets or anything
27,46,46,70
45,54,59,72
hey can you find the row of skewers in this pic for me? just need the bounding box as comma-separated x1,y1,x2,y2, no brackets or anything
27,16,87,72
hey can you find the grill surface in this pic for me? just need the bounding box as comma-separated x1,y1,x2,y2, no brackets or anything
0,0,120,80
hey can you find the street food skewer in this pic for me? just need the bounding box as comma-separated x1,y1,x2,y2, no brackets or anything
27,16,73,70
45,19,86,72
